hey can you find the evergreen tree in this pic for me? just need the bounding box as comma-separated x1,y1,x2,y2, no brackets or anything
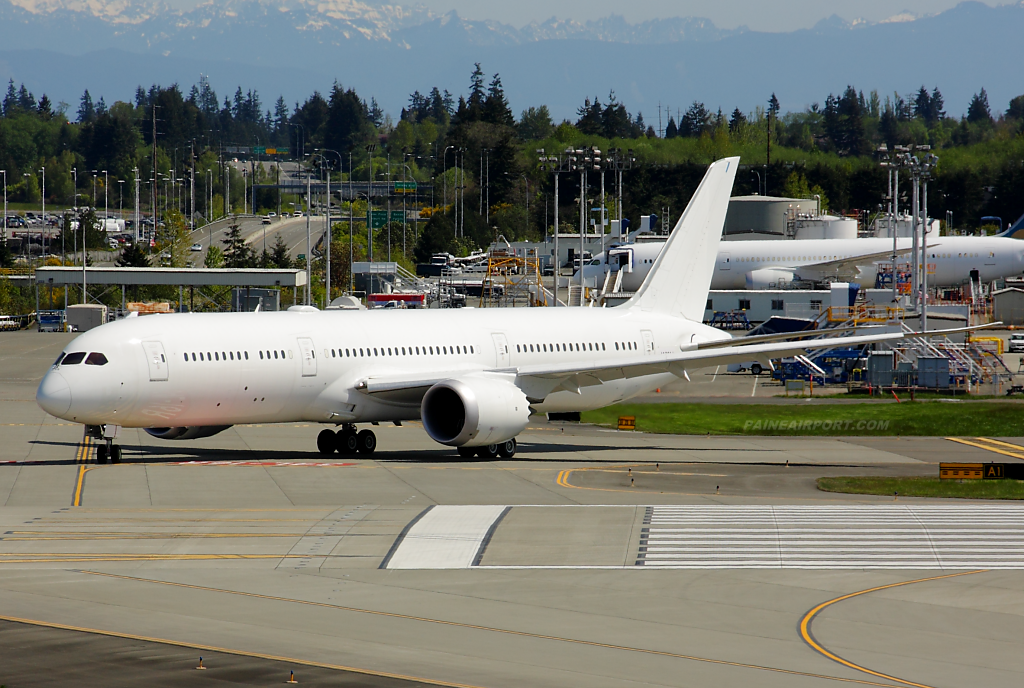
729,107,747,131
930,87,945,121
575,97,603,135
518,106,553,140
665,116,678,138
1007,95,1024,121
914,86,932,121
482,73,514,127
270,235,291,268
96,96,107,116
3,79,17,116
36,95,52,120
17,85,35,111
222,222,253,267
466,63,485,121
116,242,151,267
78,89,95,123
204,245,224,268
768,93,780,115
967,88,993,124
680,101,711,137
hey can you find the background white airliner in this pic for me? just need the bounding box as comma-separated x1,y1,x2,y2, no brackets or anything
581,234,1024,291
38,157,925,463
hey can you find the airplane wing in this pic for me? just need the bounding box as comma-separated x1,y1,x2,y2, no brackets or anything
799,244,941,282
356,324,993,405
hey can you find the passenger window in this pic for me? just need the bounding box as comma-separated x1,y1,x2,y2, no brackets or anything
192,353,197,361
273,351,278,359
601,343,606,351
222,352,226,360
244,352,248,360
443,346,447,354
215,352,219,361
207,352,212,360
429,346,434,354
517,345,521,352
184,353,188,362
237,351,241,360
283,350,288,358
200,353,205,361
402,347,406,355
615,342,619,350
230,352,234,360
416,347,421,354
470,346,474,353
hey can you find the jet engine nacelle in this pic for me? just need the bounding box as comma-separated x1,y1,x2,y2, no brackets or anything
421,377,530,447
745,268,797,290
145,425,233,440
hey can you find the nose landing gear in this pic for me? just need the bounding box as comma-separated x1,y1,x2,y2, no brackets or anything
317,425,375,455
89,424,122,464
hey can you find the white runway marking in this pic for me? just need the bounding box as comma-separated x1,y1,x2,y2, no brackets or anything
638,505,1024,569
385,505,509,569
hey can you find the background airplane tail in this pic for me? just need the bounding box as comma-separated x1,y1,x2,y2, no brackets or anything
626,156,739,320
996,211,1024,239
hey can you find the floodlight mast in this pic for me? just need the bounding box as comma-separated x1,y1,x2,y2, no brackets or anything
537,148,579,306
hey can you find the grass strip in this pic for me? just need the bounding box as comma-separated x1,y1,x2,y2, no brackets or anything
817,476,1024,500
580,402,1024,436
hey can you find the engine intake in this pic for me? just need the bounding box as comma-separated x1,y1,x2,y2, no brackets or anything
421,377,530,447
145,426,232,440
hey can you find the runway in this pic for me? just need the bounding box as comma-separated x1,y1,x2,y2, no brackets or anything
2,331,1024,687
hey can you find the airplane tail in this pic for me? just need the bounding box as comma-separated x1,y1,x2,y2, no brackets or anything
626,156,739,320
996,211,1024,239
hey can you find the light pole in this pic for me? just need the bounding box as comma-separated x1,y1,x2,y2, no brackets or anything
0,170,6,246
575,147,601,297
133,167,140,246
316,148,345,307
242,169,248,215
520,174,530,236
365,144,376,262
538,148,578,306
103,170,108,232
40,167,46,259
607,148,636,242
118,179,124,220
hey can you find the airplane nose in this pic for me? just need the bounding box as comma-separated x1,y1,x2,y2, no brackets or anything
37,371,72,417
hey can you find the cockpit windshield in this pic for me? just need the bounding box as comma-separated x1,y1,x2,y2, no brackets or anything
53,353,65,366
85,353,108,366
61,352,87,365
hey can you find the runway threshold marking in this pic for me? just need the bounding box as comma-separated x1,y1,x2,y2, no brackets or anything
74,570,902,687
944,437,1024,460
800,570,986,688
0,612,485,688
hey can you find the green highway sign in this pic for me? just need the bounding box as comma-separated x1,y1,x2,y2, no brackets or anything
253,146,266,154
393,181,418,192
367,210,407,229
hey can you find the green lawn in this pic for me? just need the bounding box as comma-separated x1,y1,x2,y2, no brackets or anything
581,402,1024,436
817,476,1024,500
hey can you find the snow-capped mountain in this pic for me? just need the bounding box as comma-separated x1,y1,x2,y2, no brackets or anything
0,0,1021,122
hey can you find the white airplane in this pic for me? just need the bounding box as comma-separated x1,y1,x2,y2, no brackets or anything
35,157,940,463
580,223,1024,292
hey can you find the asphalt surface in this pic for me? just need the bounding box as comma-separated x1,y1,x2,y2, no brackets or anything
2,329,1024,687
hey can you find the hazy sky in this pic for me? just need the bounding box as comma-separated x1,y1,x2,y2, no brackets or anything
415,0,997,30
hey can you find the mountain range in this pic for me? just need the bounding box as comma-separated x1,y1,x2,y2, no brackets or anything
0,0,1021,121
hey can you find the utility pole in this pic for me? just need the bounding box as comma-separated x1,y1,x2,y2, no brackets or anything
305,170,311,305
538,148,577,306
366,144,376,263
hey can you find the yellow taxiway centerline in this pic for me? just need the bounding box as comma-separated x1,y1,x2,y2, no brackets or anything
799,570,986,688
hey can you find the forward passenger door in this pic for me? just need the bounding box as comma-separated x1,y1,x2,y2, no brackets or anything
297,337,317,377
142,341,169,381
492,333,510,368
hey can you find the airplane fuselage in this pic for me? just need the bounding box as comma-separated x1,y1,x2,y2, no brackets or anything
583,236,1024,291
38,306,726,429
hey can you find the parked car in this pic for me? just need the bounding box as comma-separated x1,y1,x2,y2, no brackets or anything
1009,333,1024,353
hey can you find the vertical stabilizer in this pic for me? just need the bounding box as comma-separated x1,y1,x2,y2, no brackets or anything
626,157,739,319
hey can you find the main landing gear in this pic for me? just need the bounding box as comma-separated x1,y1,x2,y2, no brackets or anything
318,425,375,455
457,438,516,459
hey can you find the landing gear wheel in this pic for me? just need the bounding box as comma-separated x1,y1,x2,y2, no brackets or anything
750,363,763,375
337,430,359,454
457,446,476,458
497,438,517,459
317,429,337,454
110,444,122,464
356,430,377,454
95,444,108,464
476,444,499,459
